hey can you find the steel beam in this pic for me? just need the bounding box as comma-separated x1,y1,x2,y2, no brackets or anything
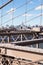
11,38,43,46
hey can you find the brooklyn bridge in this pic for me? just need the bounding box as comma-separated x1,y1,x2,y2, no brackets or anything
0,0,43,65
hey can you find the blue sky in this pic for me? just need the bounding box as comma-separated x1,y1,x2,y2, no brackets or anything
0,0,43,27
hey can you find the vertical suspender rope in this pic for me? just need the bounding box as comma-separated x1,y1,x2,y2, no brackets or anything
11,0,14,25
1,10,2,26
40,0,42,26
25,0,27,24
1,0,4,27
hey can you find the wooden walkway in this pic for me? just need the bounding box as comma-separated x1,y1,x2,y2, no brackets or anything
0,44,43,62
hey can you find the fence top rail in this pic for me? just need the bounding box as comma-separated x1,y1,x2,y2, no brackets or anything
0,44,43,55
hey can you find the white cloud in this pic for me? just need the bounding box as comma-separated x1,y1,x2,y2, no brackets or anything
37,13,43,16
22,13,32,17
7,8,16,13
32,13,43,18
6,8,16,19
35,5,43,10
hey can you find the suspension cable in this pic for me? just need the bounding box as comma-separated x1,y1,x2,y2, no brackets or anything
0,0,43,26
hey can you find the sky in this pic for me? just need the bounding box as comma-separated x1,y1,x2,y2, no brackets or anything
0,0,43,27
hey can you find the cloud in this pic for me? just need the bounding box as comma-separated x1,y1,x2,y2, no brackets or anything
7,8,16,13
35,5,43,10
6,8,16,20
39,13,43,16
32,13,43,18
22,13,32,17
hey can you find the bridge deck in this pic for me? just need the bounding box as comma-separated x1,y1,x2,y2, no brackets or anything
0,44,43,62
0,30,41,35
7,49,43,62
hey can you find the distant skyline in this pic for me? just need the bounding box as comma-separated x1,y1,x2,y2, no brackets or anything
0,0,43,27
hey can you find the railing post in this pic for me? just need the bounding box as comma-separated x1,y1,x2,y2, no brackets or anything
36,43,39,48
8,36,10,43
21,34,22,41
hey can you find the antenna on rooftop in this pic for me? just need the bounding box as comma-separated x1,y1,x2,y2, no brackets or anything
25,0,27,24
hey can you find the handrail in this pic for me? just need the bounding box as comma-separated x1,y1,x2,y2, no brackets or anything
0,44,43,55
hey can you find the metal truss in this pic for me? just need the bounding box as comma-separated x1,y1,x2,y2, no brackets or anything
0,54,42,65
